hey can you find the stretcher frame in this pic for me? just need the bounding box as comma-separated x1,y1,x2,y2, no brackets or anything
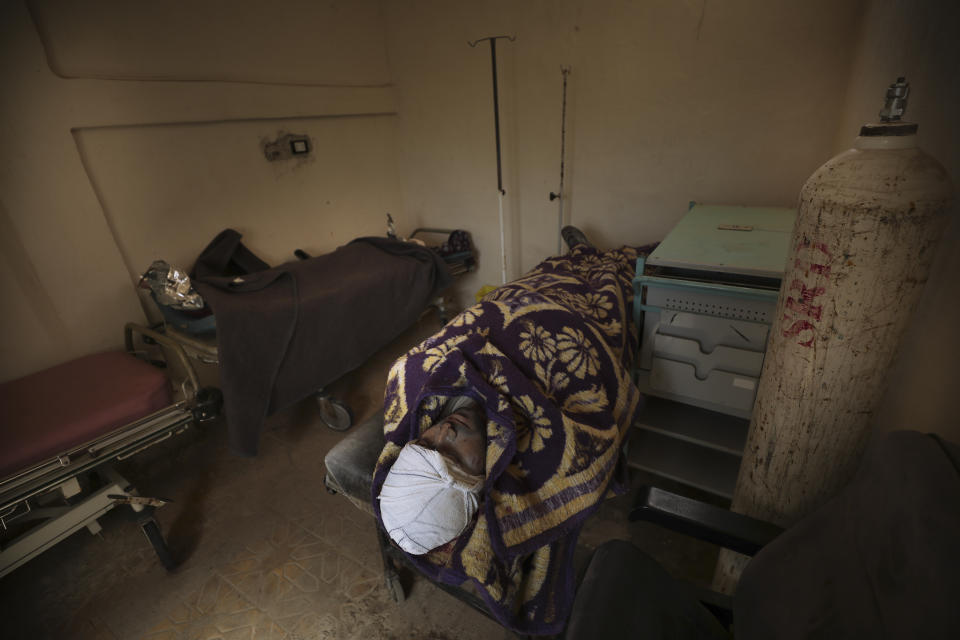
0,323,208,577
409,227,477,324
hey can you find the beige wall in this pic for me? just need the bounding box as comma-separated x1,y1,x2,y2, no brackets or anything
0,0,399,382
382,0,864,297
29,0,390,86
76,116,400,277
835,0,959,442
1,1,141,381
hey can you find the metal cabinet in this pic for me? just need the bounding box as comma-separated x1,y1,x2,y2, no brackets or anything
629,204,795,497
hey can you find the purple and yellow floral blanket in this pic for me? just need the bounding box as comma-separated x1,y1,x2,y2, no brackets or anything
371,245,650,634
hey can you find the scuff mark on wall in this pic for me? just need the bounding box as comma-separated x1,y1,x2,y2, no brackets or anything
0,198,72,353
696,0,708,41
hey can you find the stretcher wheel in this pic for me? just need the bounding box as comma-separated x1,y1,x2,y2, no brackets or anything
141,518,177,571
387,572,406,604
317,395,353,431
192,386,223,423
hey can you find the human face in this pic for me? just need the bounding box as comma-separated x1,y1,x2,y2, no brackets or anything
417,405,486,476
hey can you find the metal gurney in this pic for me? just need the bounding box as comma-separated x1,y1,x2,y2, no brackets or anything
0,323,218,577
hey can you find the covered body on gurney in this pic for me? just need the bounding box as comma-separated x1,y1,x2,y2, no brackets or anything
367,242,655,635
191,231,452,455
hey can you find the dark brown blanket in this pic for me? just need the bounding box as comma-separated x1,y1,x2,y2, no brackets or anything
192,231,451,455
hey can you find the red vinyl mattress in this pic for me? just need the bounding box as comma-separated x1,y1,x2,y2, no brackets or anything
0,352,171,480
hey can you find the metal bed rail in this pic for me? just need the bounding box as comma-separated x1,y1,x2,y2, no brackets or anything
0,402,193,520
409,228,476,277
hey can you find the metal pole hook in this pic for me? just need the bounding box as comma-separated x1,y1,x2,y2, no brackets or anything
467,35,516,47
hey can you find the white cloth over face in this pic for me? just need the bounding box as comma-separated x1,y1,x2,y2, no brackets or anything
378,443,484,555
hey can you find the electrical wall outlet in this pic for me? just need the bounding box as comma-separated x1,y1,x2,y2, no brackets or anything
290,138,310,155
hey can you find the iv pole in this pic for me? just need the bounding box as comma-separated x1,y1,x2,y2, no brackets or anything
469,35,515,285
549,66,571,255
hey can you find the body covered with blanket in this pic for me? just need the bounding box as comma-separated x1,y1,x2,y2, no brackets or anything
191,230,451,456
371,244,651,634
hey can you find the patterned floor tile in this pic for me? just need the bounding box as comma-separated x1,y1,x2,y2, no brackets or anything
139,587,286,640
266,593,314,621
183,622,226,640
282,562,319,593
141,630,179,640
167,601,197,625
63,613,120,640
214,609,274,634
283,611,341,640
335,555,381,601
295,510,382,573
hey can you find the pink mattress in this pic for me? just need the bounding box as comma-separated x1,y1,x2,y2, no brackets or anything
0,352,172,481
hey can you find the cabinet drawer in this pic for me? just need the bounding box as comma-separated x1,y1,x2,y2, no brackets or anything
652,333,765,378
639,310,769,371
660,311,769,350
649,357,759,415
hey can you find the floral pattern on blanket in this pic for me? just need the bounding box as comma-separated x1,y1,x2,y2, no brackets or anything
371,245,651,635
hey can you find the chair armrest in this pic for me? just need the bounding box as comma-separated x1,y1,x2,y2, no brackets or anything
629,486,784,556
690,584,734,629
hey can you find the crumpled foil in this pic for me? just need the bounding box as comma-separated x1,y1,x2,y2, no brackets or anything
140,260,205,310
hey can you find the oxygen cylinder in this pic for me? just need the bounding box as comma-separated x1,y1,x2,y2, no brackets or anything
715,78,954,591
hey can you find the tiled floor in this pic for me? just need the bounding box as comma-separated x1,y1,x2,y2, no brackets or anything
1,312,721,639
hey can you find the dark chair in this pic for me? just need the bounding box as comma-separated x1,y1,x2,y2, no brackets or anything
323,413,434,605
568,430,960,639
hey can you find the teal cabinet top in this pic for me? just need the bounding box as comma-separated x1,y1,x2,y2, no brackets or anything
648,204,797,277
